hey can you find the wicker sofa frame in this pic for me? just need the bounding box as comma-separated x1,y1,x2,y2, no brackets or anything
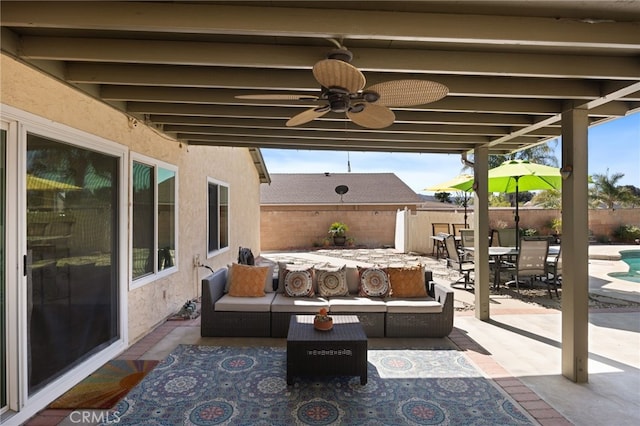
201,267,454,338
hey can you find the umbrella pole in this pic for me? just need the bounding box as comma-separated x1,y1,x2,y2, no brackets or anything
464,193,468,227
514,177,520,250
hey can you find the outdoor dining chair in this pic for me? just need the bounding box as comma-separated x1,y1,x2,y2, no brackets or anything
512,237,549,295
431,223,450,258
496,228,518,247
444,234,474,290
451,223,468,236
459,228,474,259
546,245,562,298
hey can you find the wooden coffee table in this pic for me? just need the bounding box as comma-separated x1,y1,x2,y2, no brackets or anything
286,314,368,385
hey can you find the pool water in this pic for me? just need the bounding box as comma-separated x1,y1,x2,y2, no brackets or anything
608,250,640,283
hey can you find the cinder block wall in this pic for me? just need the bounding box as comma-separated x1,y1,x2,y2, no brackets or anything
260,204,414,250
261,205,639,251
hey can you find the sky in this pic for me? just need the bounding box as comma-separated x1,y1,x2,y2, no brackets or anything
261,112,640,194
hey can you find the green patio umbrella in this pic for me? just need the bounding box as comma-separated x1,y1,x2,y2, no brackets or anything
424,174,474,226
27,174,81,191
448,160,561,249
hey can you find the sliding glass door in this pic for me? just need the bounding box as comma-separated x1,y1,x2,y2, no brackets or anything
26,133,120,393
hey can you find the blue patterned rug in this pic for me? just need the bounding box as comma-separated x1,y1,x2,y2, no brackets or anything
107,345,533,425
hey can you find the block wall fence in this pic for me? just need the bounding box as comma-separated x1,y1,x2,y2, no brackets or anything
260,205,639,252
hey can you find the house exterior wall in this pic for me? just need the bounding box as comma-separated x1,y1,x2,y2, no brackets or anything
2,54,261,343
261,204,416,250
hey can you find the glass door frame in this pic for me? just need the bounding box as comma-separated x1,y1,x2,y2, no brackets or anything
1,104,129,424
1,119,19,415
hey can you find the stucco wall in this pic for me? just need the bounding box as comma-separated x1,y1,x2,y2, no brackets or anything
2,54,262,342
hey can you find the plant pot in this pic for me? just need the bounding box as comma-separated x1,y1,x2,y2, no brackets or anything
314,317,333,331
333,236,346,246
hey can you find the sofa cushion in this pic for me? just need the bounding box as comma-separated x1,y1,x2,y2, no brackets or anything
214,292,276,312
384,298,442,314
345,266,360,294
270,293,329,313
358,267,391,297
386,265,427,298
317,265,349,297
283,266,315,297
328,296,387,313
227,263,269,297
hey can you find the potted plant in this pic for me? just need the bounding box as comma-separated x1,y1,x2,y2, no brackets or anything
328,221,349,246
314,308,333,331
550,218,562,243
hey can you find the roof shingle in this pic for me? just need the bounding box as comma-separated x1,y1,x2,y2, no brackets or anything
260,173,422,205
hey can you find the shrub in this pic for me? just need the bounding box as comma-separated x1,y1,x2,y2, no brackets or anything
613,224,640,242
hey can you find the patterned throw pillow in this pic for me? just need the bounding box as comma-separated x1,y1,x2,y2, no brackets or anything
227,263,269,297
284,267,315,297
317,265,349,297
358,267,390,297
225,263,274,293
386,265,427,298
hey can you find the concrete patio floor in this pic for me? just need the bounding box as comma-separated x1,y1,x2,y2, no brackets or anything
27,245,639,426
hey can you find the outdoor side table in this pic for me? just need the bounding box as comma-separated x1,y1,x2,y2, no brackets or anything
286,314,368,385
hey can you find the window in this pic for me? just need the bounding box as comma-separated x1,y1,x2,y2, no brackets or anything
208,179,229,254
132,156,177,284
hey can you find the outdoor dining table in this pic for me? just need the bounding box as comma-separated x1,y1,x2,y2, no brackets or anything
464,245,560,289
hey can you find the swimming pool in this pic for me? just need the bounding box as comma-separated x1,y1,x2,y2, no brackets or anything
608,250,640,283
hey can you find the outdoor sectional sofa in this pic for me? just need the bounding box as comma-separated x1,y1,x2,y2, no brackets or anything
201,262,454,338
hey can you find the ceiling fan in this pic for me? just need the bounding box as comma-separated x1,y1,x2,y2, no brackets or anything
235,47,449,129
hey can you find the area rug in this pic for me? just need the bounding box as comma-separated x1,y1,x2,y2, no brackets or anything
49,359,159,409
106,345,534,425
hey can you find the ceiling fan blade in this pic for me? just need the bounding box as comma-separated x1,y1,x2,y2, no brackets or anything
347,103,395,129
235,94,318,101
286,106,331,127
366,79,449,106
313,59,366,93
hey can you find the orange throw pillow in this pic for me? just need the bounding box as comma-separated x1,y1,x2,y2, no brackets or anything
386,265,427,298
228,263,269,297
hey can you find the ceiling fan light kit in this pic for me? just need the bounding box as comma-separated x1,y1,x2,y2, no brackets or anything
236,46,449,129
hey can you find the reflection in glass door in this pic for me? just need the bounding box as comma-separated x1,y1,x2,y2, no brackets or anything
26,133,119,393
1,128,7,413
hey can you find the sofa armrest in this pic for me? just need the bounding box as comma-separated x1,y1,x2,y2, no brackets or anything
430,281,453,307
201,268,228,328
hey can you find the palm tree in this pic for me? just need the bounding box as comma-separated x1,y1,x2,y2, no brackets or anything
589,169,634,209
531,188,561,209
486,141,559,170
434,192,452,203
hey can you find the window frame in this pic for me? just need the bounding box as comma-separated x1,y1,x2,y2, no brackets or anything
207,177,230,258
130,153,178,289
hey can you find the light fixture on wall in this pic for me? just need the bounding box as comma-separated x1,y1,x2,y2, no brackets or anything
560,165,573,180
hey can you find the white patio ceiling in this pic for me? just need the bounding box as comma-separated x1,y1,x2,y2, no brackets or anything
1,1,639,155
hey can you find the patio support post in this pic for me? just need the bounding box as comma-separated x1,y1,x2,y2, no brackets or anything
561,106,589,383
473,145,490,320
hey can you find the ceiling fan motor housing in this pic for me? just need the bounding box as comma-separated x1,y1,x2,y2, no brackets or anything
327,48,353,63
327,89,350,113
